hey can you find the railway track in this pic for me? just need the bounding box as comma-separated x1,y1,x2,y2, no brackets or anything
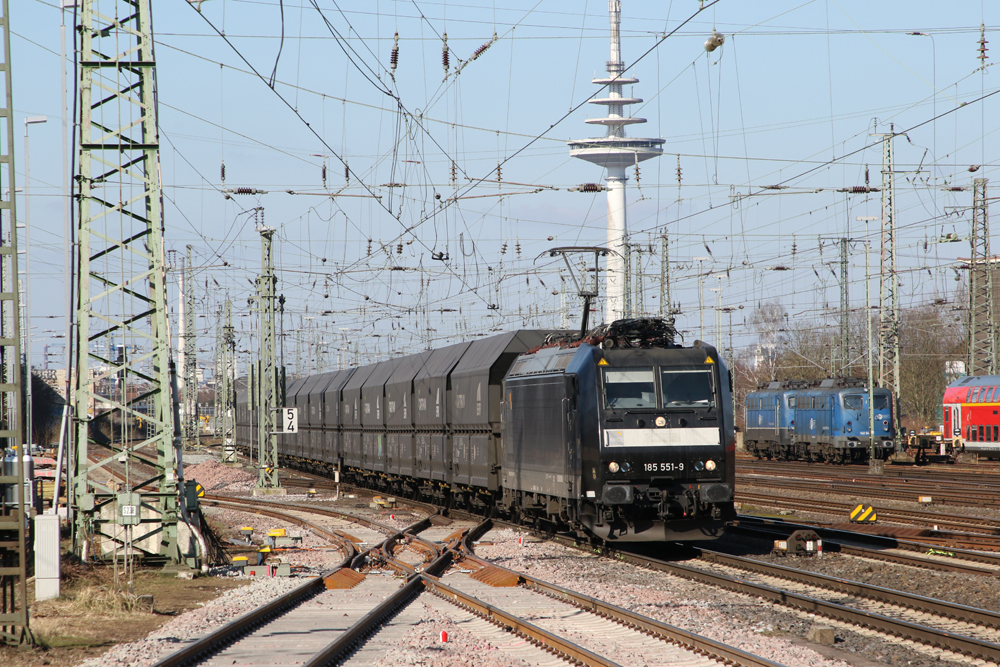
596,541,1000,664
155,495,783,667
731,517,1000,576
738,472,1000,509
736,490,1000,536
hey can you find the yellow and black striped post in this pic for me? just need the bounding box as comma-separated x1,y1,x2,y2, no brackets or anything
850,504,877,523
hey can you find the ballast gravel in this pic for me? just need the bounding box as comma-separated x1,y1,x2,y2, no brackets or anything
475,528,972,667
712,527,1000,615
184,459,257,493
73,574,307,667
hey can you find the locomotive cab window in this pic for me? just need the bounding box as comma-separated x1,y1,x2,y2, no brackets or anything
843,394,863,410
873,394,889,411
788,397,796,408
603,368,656,408
661,368,715,408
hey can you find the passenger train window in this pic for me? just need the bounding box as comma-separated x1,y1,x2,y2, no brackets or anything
994,425,998,441
873,395,889,411
602,368,656,408
979,425,985,441
844,395,863,410
660,368,715,408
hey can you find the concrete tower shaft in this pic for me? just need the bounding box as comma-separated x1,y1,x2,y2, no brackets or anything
569,1,663,322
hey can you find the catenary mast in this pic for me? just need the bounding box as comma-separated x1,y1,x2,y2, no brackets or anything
569,0,664,322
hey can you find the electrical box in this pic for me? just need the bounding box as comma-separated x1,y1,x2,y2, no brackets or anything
773,530,822,557
184,479,201,511
117,493,141,525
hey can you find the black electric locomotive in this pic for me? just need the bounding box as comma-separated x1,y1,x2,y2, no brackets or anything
236,318,736,542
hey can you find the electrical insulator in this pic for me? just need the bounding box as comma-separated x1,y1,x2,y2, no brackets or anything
221,160,226,184
515,239,521,256
633,162,641,184
442,32,450,73
579,183,602,192
497,163,502,183
367,239,372,256
501,241,507,255
450,161,457,185
470,32,497,62
321,163,327,188
704,29,725,53
345,162,350,184
390,32,399,76
397,243,403,255
676,155,682,185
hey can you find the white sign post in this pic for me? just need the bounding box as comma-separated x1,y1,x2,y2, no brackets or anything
282,407,299,433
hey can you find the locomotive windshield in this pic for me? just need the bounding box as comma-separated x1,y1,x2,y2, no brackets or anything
843,395,863,410
661,368,715,408
603,368,656,408
873,394,889,410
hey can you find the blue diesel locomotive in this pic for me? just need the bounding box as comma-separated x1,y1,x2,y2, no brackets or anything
744,378,896,463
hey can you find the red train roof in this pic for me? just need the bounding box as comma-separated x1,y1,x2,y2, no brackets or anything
944,375,1000,403
947,374,1000,388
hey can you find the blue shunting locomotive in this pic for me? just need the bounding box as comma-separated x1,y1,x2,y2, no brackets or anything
236,318,737,543
744,378,895,463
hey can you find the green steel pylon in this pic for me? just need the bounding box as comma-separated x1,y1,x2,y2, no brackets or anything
73,0,183,563
0,0,33,646
182,245,198,448
969,178,995,376
220,298,236,462
254,224,281,491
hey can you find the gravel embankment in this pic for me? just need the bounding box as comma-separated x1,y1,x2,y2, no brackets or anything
713,527,1000,614
73,575,308,667
475,528,970,667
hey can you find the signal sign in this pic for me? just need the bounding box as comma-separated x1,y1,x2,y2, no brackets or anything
850,504,877,523
282,408,298,433
195,483,205,498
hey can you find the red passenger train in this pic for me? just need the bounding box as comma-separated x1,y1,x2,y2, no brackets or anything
943,374,1000,458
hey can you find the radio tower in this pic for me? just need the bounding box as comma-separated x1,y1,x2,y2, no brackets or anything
569,0,664,322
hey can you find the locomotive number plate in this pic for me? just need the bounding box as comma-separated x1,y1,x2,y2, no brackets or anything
644,462,685,472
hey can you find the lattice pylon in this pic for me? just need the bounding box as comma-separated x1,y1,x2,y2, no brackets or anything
876,133,900,398
0,0,32,646
969,178,995,375
72,0,181,563
182,245,198,448
220,298,236,462
255,226,280,489
839,238,850,375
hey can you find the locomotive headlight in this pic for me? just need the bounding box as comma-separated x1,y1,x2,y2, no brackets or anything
621,462,632,473
705,459,717,471
694,461,704,471
608,461,620,473
655,416,667,427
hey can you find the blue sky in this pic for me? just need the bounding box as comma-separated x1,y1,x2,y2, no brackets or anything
12,0,1000,374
